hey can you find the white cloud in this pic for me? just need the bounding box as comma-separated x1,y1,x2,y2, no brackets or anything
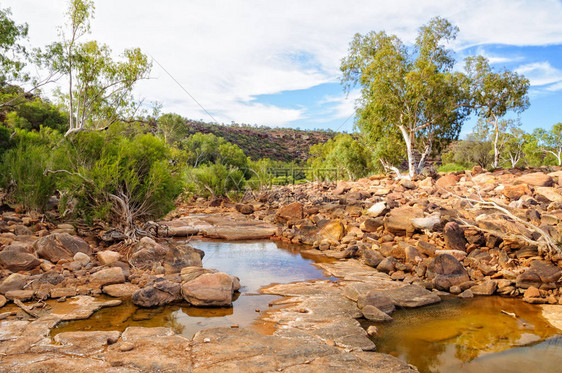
516,62,562,86
5,0,562,127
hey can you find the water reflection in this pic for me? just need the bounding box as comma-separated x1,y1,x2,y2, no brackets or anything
369,296,561,373
53,240,332,337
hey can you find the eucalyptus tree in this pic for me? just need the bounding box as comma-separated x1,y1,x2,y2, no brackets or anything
41,0,151,135
465,55,530,168
0,7,28,85
341,17,470,177
533,123,562,166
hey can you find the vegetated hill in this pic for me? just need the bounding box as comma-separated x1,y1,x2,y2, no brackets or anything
186,120,337,162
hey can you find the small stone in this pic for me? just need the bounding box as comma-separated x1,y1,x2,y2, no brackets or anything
449,286,461,294
458,289,474,298
0,294,6,307
203,337,211,343
362,305,393,322
97,250,121,265
73,252,90,266
119,342,135,352
366,325,379,337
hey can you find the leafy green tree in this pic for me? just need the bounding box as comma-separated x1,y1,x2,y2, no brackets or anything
0,7,28,85
182,132,248,170
441,135,493,169
534,123,562,166
341,17,470,177
40,0,151,135
157,113,188,145
501,127,530,168
465,55,530,168
308,134,373,180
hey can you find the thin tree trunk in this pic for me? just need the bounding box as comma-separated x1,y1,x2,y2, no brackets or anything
492,117,500,168
399,124,415,177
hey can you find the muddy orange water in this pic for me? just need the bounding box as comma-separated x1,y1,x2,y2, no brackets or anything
367,296,562,373
53,240,335,337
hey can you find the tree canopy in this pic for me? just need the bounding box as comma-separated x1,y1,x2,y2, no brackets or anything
341,17,471,177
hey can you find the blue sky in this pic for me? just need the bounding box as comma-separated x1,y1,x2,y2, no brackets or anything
5,0,562,135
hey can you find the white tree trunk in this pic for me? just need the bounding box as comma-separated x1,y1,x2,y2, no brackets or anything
492,118,500,168
399,125,415,177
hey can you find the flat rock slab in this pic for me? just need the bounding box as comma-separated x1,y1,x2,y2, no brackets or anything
176,214,277,240
379,284,441,308
49,296,122,321
542,305,562,331
191,327,415,372
262,280,374,351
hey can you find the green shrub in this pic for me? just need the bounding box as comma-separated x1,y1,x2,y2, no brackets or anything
186,163,245,197
437,163,470,173
0,127,61,211
56,132,184,226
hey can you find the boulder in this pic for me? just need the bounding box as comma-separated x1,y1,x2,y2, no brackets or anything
515,261,562,289
129,237,203,273
535,187,562,203
382,284,441,308
362,305,393,322
384,207,424,235
275,202,304,223
33,233,91,263
97,250,121,265
181,272,238,307
515,172,553,187
426,254,470,291
132,279,182,307
13,225,33,236
360,218,383,233
103,283,140,298
411,213,440,231
357,292,395,314
502,184,531,200
0,245,40,272
319,220,345,241
0,273,28,294
235,204,254,215
435,174,458,189
73,252,90,266
377,257,397,273
362,248,384,268
90,267,125,286
470,280,497,295
417,241,437,257
5,289,34,301
367,202,387,217
443,222,467,251
159,220,199,237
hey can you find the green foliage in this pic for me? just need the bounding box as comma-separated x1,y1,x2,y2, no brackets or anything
38,0,151,133
157,113,189,145
182,132,248,170
185,163,245,198
340,17,470,176
0,127,60,211
0,7,29,84
56,132,183,225
465,55,530,167
441,135,493,169
308,134,373,180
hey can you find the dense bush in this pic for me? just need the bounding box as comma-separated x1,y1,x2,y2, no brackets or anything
308,134,374,180
0,127,60,211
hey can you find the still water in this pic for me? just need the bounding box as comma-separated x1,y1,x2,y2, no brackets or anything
368,296,562,373
53,240,334,337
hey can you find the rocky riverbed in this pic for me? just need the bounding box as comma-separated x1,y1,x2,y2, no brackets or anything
1,167,562,371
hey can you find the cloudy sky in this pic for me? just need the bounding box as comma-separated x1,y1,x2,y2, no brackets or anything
4,0,562,133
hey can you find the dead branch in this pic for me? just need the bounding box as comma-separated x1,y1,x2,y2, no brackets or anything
380,159,410,181
446,190,561,257
14,299,40,318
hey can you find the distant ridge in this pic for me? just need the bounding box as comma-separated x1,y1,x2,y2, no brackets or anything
187,120,337,162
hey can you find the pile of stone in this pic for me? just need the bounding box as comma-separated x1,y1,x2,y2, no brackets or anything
239,167,562,304
0,214,240,308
